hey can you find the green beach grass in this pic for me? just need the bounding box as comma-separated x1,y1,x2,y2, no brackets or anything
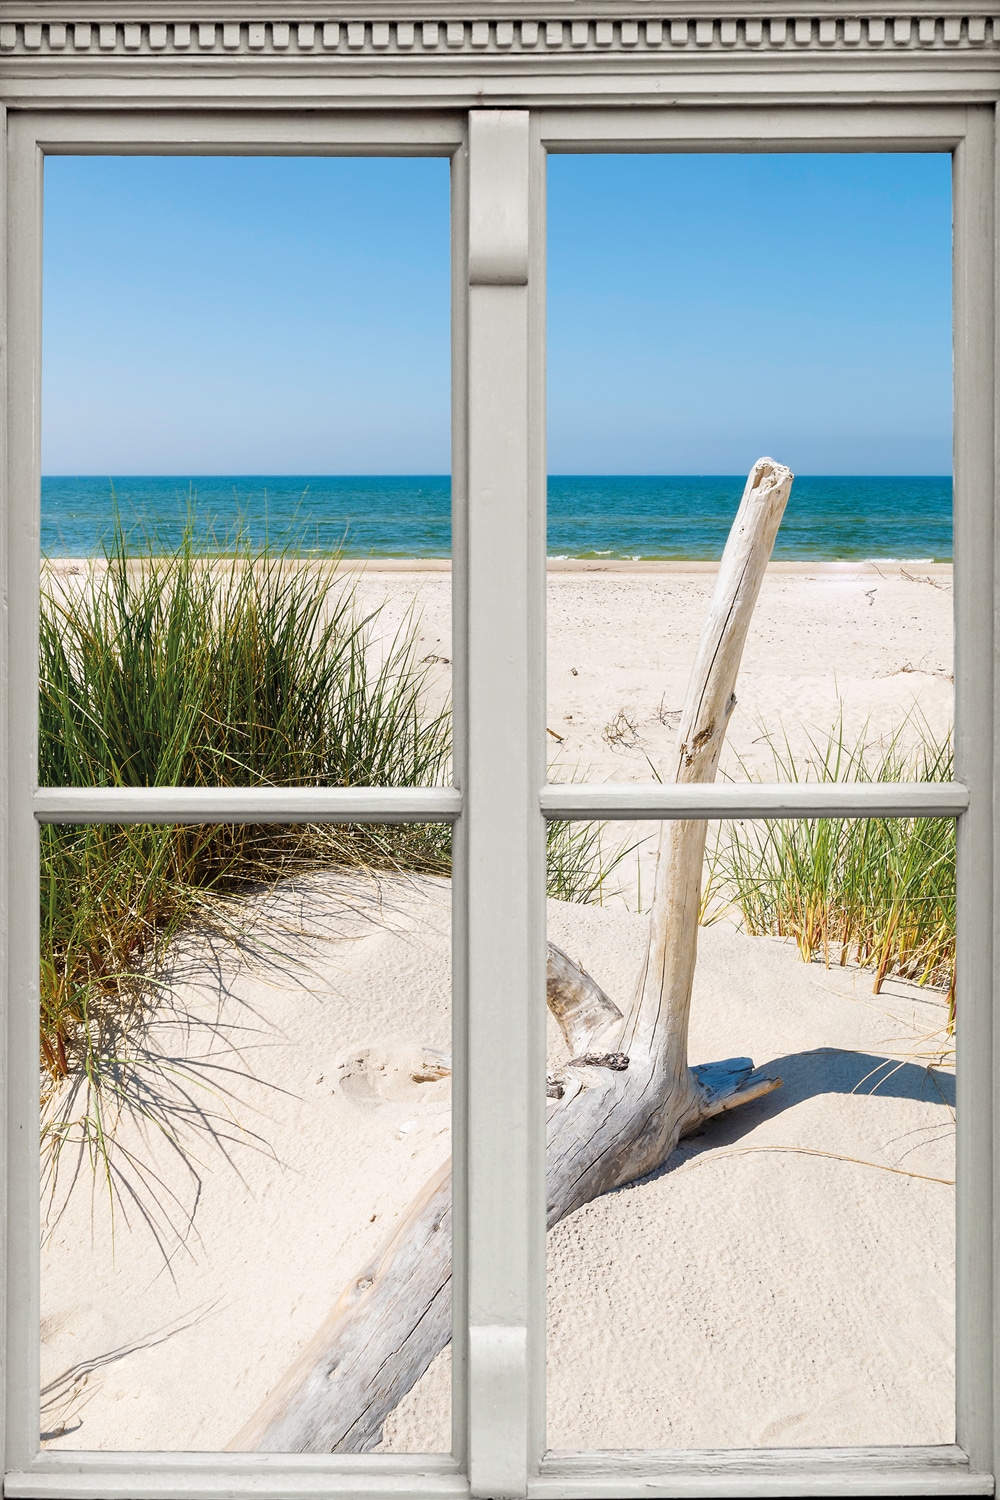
39,526,620,1093
39,526,455,1087
39,524,957,1107
705,721,956,1021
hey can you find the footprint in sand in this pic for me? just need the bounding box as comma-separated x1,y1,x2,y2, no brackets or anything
334,1042,451,1110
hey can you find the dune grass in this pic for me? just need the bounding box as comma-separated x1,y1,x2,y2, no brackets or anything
705,722,956,1021
39,523,457,1085
40,526,615,1088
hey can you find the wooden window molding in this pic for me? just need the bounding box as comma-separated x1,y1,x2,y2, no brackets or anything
1,8,997,1498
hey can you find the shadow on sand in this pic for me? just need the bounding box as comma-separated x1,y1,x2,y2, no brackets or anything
636,1046,955,1191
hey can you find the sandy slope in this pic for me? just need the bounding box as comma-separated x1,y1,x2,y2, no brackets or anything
39,560,955,1452
41,873,954,1454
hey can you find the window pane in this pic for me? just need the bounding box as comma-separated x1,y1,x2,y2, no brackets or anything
40,822,452,1453
42,156,452,787
545,154,953,787
545,815,955,1449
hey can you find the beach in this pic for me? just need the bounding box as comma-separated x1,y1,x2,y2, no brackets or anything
42,553,955,793
206,555,949,782
39,558,955,1453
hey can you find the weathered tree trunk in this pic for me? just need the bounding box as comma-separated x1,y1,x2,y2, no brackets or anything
231,457,793,1454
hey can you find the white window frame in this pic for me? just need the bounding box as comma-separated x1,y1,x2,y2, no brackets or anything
0,19,997,1500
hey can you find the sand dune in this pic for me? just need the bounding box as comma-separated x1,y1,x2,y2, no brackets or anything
39,561,955,1453
41,873,953,1454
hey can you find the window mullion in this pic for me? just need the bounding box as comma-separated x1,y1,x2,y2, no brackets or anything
460,108,545,1500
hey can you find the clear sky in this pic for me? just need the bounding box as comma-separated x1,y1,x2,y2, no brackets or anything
43,151,951,476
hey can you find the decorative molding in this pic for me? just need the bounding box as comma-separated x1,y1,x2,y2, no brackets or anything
0,15,998,59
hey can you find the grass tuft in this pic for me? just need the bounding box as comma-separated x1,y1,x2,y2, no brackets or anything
705,719,956,1021
39,522,452,1088
40,523,618,1095
546,818,629,905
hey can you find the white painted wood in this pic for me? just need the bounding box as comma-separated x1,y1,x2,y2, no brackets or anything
3,72,997,122
462,107,543,1500
6,1454,465,1500
448,129,471,1469
4,107,42,1480
4,1448,989,1500
0,8,995,70
31,786,461,824
33,781,967,829
0,75,995,1500
539,1443,977,1475
0,8,994,119
468,112,529,286
530,1477,990,1497
530,1466,991,1497
5,1478,469,1500
531,1442,993,1494
538,104,967,152
952,105,997,1480
540,782,971,819
467,1325,529,1495
525,108,548,1478
5,1470,989,1500
0,96,8,1486
16,110,463,155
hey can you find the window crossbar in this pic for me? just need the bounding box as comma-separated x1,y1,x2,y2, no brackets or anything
541,781,970,820
31,785,461,824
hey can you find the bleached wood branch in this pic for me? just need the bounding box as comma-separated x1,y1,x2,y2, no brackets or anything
232,458,792,1453
545,941,622,1055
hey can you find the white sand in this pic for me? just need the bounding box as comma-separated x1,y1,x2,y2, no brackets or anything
46,557,954,785
269,557,953,781
542,560,953,785
41,873,455,1452
41,877,954,1454
40,561,955,1453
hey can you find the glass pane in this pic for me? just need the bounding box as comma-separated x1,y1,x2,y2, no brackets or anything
42,156,452,787
546,154,953,786
40,822,452,1453
545,815,955,1449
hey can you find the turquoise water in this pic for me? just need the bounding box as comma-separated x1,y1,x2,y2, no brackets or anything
40,474,953,561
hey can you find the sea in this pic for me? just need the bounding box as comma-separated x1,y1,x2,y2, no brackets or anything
40,474,953,562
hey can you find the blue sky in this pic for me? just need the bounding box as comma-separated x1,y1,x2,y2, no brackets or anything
548,153,952,475
43,151,951,475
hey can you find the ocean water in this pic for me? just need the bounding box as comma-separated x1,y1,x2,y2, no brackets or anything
40,474,953,561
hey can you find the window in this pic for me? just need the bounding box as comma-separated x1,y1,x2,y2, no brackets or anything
1,18,997,1500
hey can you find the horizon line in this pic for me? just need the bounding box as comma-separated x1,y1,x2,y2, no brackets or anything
41,471,955,481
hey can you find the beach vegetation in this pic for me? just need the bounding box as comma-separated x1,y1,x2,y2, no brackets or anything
39,521,454,1089
39,525,617,1089
704,720,956,1022
546,817,630,906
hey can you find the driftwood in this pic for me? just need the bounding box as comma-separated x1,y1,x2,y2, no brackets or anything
231,457,793,1454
